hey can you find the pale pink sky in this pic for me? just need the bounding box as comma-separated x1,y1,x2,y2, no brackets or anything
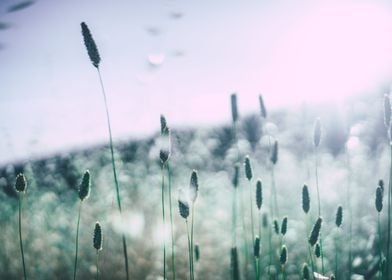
1,0,392,163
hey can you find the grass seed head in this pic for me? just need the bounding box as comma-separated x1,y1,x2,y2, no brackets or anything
78,170,91,201
160,114,168,135
256,179,262,210
80,22,101,68
189,170,199,203
270,140,278,165
302,184,310,214
280,245,287,265
178,199,190,219
315,243,321,258
308,217,322,246
302,263,310,280
376,186,383,212
273,219,279,235
230,247,240,280
335,206,343,227
378,179,384,194
232,164,240,188
385,94,391,128
244,155,253,181
259,95,267,119
313,118,321,147
231,93,239,123
93,222,103,251
15,173,27,193
194,244,200,262
254,236,260,258
159,128,171,165
281,216,288,235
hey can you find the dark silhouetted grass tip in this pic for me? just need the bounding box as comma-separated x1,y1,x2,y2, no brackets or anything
178,199,189,219
231,93,238,123
262,213,268,228
256,179,262,210
80,22,101,68
385,94,391,128
281,216,288,235
254,236,260,258
335,206,343,227
230,247,240,280
189,170,199,203
244,156,253,181
313,118,321,147
273,219,279,235
194,244,200,262
232,164,240,188
78,170,91,201
315,243,321,258
160,114,168,135
308,217,322,246
93,222,103,251
302,263,310,280
302,184,310,214
330,275,335,280
270,140,278,165
280,245,287,265
259,95,267,118
375,186,383,212
15,173,27,192
379,179,384,194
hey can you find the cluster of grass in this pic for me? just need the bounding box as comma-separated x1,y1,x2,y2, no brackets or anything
1,22,392,280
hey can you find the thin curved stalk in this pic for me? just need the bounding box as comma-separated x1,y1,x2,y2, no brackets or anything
307,245,316,280
232,187,237,246
282,265,286,280
335,229,338,280
387,145,392,279
314,148,324,274
240,186,250,278
73,201,82,280
19,193,27,280
161,165,167,279
167,163,176,280
248,181,257,277
96,251,100,280
378,213,383,280
97,68,129,280
186,220,192,280
191,206,195,280
258,210,261,280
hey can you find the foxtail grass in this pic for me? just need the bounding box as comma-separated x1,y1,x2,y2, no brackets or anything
256,179,262,279
15,173,27,280
384,94,391,279
74,171,91,280
254,236,260,280
232,164,240,246
93,222,103,280
178,197,192,280
335,206,343,279
376,186,383,279
189,170,199,280
231,247,240,280
80,22,129,280
280,245,287,280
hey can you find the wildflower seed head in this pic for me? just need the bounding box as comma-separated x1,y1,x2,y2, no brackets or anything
93,222,103,251
178,199,190,219
232,164,240,188
189,170,199,203
280,245,287,265
15,173,27,193
259,95,267,119
231,93,239,123
78,170,91,201
273,219,279,235
308,217,322,246
315,243,321,258
313,118,322,147
302,184,310,214
230,247,240,280
254,236,260,258
80,22,101,68
335,206,343,227
256,179,262,210
262,212,268,228
281,216,288,235
194,244,200,262
376,186,383,212
244,155,253,181
270,140,278,165
385,94,391,129
302,263,310,280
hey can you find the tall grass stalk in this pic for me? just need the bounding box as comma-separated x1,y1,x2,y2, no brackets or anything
15,173,27,280
256,180,262,280
335,206,343,279
232,164,240,246
161,166,167,279
74,202,82,280
167,163,176,280
179,197,191,280
344,151,353,278
376,186,383,279
384,94,391,280
80,22,129,280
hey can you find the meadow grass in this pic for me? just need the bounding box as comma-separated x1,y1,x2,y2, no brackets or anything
15,173,27,280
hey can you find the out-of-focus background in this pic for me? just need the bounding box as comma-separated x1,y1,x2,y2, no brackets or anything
1,0,392,279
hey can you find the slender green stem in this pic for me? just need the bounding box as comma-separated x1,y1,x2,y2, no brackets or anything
314,148,324,274
73,202,82,280
345,152,353,279
167,163,176,280
271,168,279,219
282,265,286,280
307,245,316,280
248,180,257,278
161,165,167,279
240,186,250,278
18,193,27,280
191,206,195,280
335,229,338,280
232,187,237,246
387,144,392,279
378,213,383,280
186,220,192,280
267,225,272,278
96,251,100,280
97,68,129,280
258,210,262,280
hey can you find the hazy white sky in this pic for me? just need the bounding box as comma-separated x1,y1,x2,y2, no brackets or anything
1,0,392,163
